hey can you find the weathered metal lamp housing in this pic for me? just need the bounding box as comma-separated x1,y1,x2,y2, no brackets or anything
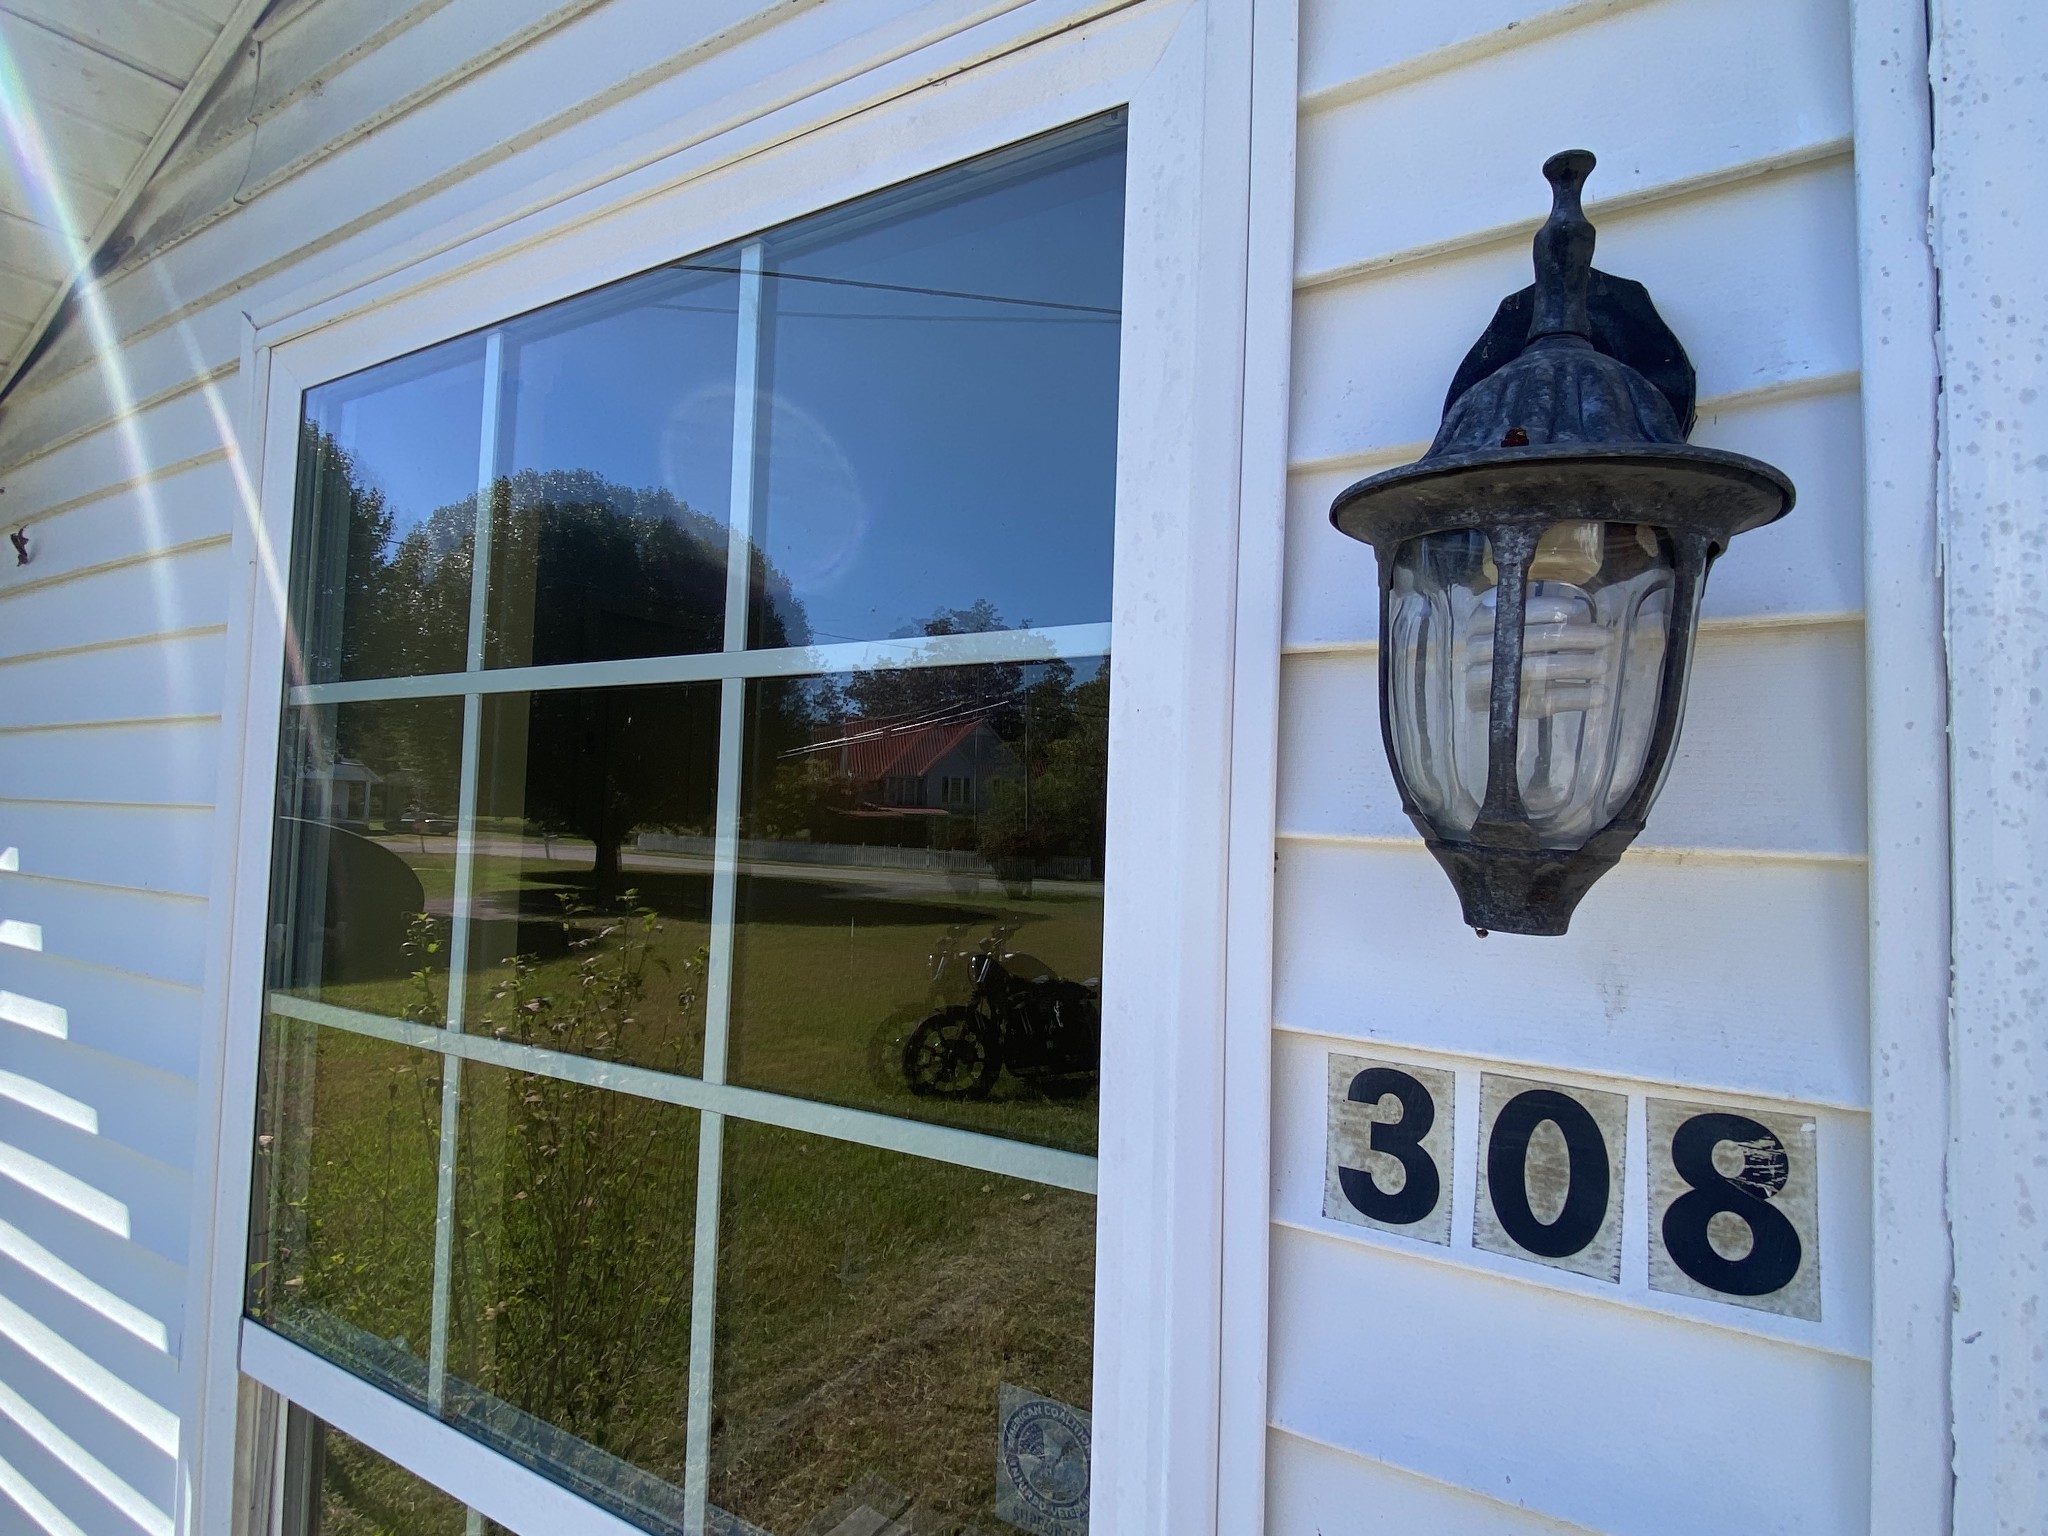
1330,150,1794,936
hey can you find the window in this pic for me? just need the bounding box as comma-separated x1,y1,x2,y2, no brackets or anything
249,118,1125,1536
277,1407,506,1535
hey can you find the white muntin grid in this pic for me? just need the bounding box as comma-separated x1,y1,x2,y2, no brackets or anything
268,238,1107,1535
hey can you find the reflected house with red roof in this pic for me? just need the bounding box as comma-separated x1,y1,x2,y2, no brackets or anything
807,714,1026,839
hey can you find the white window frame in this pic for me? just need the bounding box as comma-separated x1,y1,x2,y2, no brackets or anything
183,1,1297,1532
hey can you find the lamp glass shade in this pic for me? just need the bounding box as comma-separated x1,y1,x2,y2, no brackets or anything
1385,519,1684,849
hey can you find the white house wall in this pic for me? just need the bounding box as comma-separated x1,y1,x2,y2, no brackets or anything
0,3,1160,1532
1272,0,1875,1531
0,0,1934,1532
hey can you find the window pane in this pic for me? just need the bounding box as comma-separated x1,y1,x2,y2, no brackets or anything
461,685,719,1073
710,1123,1094,1533
249,1019,442,1405
270,699,464,1024
442,1063,700,1532
485,262,743,670
728,658,1107,1155
290,1411,470,1535
296,341,486,683
745,118,1124,649
261,118,1123,1536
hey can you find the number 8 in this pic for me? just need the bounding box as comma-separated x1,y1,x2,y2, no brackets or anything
1662,1112,1803,1297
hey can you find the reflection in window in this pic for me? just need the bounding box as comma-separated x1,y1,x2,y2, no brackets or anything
269,699,464,1022
445,1066,700,1529
747,127,1125,648
278,1407,476,1535
255,114,1123,1536
710,1124,1094,1534
731,653,1108,1155
249,1020,442,1403
485,262,748,670
294,344,485,684
462,685,719,1073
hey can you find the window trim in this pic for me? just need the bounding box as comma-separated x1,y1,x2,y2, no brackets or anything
188,2,1291,1532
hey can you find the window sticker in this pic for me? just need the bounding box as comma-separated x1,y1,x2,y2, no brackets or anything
996,1383,1091,1536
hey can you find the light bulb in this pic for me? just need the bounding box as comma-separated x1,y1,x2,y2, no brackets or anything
1385,522,1679,849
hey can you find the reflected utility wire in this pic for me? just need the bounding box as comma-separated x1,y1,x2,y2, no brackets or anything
668,261,1120,317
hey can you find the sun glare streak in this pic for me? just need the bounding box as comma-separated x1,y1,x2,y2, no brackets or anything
0,1293,178,1455
135,218,301,707
0,1144,128,1239
0,1448,89,1536
0,1378,172,1536
0,1218,166,1351
0,33,177,637
0,995,66,1040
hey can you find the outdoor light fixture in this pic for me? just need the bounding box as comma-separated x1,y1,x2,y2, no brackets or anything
1330,150,1794,936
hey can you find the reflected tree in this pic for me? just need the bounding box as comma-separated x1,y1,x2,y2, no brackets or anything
486,686,719,904
478,467,804,667
292,422,474,682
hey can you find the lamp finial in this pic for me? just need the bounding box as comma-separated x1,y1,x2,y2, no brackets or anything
1528,149,1597,342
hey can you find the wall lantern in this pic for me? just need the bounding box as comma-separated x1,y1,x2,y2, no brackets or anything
1329,150,1794,937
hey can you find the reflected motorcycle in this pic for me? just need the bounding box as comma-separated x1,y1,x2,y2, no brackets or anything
902,923,1100,1099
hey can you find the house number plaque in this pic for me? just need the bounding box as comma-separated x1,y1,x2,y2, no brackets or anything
1323,1054,1822,1321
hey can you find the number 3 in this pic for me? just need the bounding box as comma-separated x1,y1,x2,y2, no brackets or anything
1661,1112,1803,1297
1338,1067,1440,1226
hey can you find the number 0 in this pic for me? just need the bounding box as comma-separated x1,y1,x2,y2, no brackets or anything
1486,1089,1610,1259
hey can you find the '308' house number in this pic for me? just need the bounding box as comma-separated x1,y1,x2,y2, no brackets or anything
1323,1054,1822,1321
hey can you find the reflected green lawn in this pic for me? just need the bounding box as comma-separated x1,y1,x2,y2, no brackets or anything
279,842,1103,1155
711,1122,1093,1534
249,1020,441,1398
254,851,1101,1536
731,866,1101,1154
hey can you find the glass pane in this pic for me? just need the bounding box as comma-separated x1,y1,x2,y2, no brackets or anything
743,118,1125,649
248,1018,441,1404
728,658,1107,1154
443,1062,699,1532
296,340,486,684
1384,529,1494,838
262,118,1124,1536
1385,522,1678,848
710,1123,1094,1534
461,685,719,1073
270,699,465,1024
297,1413,470,1535
485,261,743,670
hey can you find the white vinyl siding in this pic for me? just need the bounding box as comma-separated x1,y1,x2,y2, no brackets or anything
1269,0,1874,1530
0,0,1953,1531
0,4,1172,1532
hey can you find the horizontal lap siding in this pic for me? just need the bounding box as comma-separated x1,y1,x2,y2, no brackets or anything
1269,0,1867,1529
1268,1427,1598,1535
0,2,986,1530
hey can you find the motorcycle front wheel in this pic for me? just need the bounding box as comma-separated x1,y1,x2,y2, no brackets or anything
902,1006,1001,1100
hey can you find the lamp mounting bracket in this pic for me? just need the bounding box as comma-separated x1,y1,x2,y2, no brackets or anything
1444,270,1698,437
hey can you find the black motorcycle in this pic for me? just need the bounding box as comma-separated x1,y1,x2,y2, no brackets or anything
902,923,1100,1099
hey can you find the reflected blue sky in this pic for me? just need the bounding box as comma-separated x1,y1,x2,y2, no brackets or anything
750,121,1124,644
301,114,1125,672
309,341,485,553
502,263,742,525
